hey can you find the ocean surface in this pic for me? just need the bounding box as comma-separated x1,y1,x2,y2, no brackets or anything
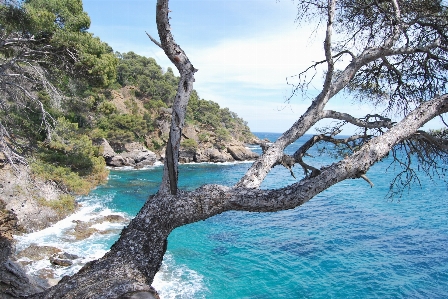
15,133,448,298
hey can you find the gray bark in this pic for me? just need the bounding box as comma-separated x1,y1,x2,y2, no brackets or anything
154,0,197,195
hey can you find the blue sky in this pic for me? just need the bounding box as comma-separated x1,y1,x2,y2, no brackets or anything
82,0,444,133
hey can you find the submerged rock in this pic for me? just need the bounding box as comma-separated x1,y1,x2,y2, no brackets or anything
49,252,79,267
49,256,73,267
70,220,98,241
15,245,61,261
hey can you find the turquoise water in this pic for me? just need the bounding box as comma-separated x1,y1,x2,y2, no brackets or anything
17,133,448,298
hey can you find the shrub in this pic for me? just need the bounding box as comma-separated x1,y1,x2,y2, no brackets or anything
181,138,198,150
215,127,231,143
198,132,210,143
37,194,76,216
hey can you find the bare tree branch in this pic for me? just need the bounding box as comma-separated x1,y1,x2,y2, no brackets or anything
145,31,162,49
322,110,394,128
155,0,197,195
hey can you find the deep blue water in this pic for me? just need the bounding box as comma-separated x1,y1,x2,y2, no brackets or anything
17,133,448,298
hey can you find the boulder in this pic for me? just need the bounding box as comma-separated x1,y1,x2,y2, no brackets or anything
104,142,157,168
107,155,126,167
15,245,61,261
182,125,199,142
49,257,72,267
122,147,157,168
57,252,79,260
70,220,98,241
206,148,233,163
101,214,126,223
227,145,259,161
49,252,79,267
194,148,208,163
99,139,116,159
179,149,195,163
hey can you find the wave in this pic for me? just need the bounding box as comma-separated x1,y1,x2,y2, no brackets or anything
153,253,208,299
106,161,164,171
180,160,255,166
13,194,128,282
14,192,208,298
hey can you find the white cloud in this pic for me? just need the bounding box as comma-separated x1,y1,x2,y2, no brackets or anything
190,25,325,91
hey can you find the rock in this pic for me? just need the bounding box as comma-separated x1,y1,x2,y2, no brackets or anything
0,259,47,297
49,256,73,267
15,245,61,261
206,147,233,163
120,287,160,299
0,165,71,233
124,142,146,152
70,220,98,241
101,214,126,223
0,199,19,248
107,155,126,167
36,268,59,286
57,252,79,260
100,138,116,159
0,151,5,168
105,142,157,168
227,145,259,161
182,125,199,142
179,149,195,163
106,155,126,167
194,148,208,163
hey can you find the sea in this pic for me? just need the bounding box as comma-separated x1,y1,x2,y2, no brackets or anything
15,133,448,298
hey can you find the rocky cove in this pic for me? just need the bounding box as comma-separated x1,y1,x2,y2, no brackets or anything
101,138,260,168
100,106,261,169
0,133,262,297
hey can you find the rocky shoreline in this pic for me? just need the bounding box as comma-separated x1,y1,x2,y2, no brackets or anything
0,136,262,297
100,127,261,169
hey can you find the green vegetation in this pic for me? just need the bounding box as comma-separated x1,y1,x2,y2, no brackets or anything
32,118,108,194
181,139,198,150
186,90,253,142
117,52,178,105
1,1,254,195
37,194,76,216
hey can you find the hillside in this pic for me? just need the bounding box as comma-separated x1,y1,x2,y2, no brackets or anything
81,52,259,167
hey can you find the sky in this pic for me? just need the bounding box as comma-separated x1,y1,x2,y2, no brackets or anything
82,0,445,133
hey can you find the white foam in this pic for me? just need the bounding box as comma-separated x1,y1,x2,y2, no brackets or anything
181,160,255,166
91,221,126,231
13,193,127,282
107,162,164,171
153,253,208,299
14,189,206,298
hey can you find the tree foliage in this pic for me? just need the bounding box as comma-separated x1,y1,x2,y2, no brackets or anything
0,0,116,165
116,51,178,105
186,90,253,142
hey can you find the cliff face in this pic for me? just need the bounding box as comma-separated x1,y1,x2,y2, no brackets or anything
0,162,73,297
0,165,76,234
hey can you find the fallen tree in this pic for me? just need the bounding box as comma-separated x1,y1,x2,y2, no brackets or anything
28,0,448,298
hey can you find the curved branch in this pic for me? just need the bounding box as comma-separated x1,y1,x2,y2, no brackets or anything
33,94,448,298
